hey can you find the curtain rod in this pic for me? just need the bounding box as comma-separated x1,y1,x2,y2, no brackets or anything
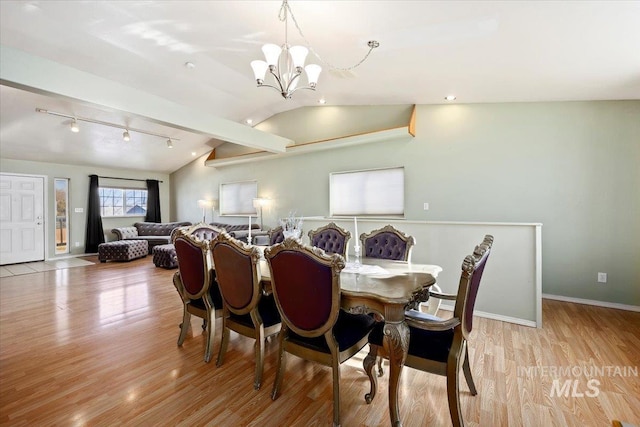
91,175,164,183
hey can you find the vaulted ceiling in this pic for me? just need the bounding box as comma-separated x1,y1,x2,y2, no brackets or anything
1,1,638,173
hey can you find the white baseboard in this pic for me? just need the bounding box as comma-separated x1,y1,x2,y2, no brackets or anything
542,293,640,312
439,304,538,328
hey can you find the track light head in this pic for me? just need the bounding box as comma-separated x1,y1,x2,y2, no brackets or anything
123,130,130,142
167,139,173,149
70,120,79,133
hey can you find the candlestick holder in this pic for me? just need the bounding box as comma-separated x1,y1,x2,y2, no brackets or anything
353,245,361,269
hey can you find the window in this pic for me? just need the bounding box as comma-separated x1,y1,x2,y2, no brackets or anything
330,167,404,216
55,178,69,254
99,187,147,217
219,180,257,216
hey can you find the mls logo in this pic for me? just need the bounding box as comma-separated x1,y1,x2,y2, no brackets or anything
550,379,600,397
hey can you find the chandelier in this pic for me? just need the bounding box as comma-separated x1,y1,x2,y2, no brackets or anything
250,0,379,100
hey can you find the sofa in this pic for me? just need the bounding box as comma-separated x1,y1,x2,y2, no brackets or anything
152,222,268,269
112,221,192,254
209,222,267,244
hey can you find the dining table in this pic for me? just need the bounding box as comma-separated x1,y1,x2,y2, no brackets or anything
257,255,442,427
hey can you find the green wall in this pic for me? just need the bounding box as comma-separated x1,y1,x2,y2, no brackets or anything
171,101,640,306
0,158,170,257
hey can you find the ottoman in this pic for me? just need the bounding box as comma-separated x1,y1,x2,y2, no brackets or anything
152,243,178,269
98,240,148,262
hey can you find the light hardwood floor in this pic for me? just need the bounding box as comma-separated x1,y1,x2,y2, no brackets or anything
1,256,638,426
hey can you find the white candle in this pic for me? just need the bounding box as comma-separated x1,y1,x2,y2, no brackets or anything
354,217,359,248
248,215,252,244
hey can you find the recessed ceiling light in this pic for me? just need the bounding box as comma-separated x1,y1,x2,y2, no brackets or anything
445,95,457,101
245,119,253,126
318,98,326,105
184,61,195,69
191,152,197,156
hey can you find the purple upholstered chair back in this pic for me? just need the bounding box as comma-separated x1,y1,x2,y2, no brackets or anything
266,239,344,337
361,225,415,261
308,222,351,257
268,226,285,245
174,235,209,298
191,225,222,242
211,233,260,314
456,235,493,336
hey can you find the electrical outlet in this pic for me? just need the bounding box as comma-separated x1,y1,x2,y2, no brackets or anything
423,202,429,211
597,272,607,283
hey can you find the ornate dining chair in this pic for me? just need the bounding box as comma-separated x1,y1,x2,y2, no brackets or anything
265,239,376,427
307,222,351,257
210,232,281,390
363,235,494,427
268,226,285,245
360,224,415,261
172,230,223,363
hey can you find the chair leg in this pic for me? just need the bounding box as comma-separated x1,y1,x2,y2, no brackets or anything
203,312,215,363
363,344,379,404
271,330,287,401
376,356,384,377
216,319,230,367
177,309,191,346
446,353,464,427
462,345,477,395
254,325,265,390
332,355,341,427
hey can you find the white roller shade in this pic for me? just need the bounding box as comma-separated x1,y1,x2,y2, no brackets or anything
219,180,257,215
330,167,404,216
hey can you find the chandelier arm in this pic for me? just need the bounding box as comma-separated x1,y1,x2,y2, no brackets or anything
284,0,379,71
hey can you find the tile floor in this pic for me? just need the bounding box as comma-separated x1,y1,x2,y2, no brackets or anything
0,257,94,277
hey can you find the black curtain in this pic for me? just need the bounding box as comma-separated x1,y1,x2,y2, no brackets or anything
84,174,105,253
145,179,161,222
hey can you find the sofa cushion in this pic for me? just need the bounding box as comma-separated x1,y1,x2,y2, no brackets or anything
134,221,192,236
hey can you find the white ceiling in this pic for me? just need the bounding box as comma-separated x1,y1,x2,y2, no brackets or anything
1,1,639,173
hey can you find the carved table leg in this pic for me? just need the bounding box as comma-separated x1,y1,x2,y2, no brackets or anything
383,320,409,427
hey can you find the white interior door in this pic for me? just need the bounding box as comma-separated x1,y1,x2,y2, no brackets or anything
0,174,45,265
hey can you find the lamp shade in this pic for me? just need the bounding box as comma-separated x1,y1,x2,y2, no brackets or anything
250,60,268,81
252,198,269,208
262,44,282,66
198,199,214,209
304,64,322,85
288,45,308,68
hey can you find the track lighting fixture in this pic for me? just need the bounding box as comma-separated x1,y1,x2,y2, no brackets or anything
35,108,180,145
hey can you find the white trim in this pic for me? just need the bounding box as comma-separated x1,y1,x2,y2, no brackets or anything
206,127,413,168
535,225,543,328
542,294,640,312
439,304,538,328
302,216,542,227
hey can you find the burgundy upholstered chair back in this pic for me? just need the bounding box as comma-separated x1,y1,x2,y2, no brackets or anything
211,233,260,314
361,225,415,261
455,235,493,337
174,235,209,299
308,222,351,257
266,239,344,337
